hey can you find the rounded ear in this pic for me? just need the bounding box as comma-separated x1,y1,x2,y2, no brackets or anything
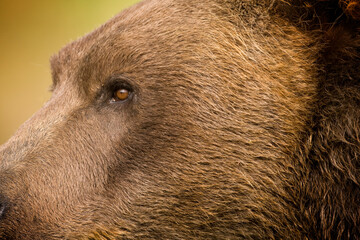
272,0,360,28
340,0,360,20
267,0,360,59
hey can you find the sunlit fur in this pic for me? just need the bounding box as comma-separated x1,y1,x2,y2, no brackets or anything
0,0,359,239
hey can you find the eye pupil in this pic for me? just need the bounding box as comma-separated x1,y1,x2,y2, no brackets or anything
115,88,130,101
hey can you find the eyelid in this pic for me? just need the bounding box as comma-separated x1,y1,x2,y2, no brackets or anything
100,77,135,103
107,75,133,89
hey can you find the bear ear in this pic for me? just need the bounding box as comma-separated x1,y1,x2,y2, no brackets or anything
339,0,360,20
266,1,360,61
272,0,360,27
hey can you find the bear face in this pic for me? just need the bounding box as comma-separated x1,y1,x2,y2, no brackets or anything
0,0,359,239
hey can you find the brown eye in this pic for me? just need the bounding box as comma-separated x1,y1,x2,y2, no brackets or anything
114,88,130,101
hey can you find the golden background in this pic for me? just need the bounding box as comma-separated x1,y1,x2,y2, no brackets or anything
0,0,140,144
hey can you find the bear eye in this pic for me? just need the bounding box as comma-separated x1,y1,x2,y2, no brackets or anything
112,88,131,102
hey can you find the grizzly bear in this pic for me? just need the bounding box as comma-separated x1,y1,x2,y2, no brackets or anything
0,0,359,239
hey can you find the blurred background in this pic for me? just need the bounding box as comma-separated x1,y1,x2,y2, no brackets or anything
0,0,140,144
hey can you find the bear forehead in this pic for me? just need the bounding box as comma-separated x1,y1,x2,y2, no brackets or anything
50,0,220,93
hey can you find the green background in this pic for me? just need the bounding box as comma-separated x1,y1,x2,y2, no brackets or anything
0,1,140,144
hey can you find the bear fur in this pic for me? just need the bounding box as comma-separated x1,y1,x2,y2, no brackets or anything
0,0,359,239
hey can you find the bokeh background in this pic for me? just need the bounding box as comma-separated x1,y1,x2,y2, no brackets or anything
0,0,140,144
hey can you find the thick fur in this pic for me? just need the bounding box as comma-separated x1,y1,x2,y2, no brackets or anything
0,0,359,239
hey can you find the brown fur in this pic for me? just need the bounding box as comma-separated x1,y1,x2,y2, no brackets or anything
340,0,360,19
0,0,359,239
